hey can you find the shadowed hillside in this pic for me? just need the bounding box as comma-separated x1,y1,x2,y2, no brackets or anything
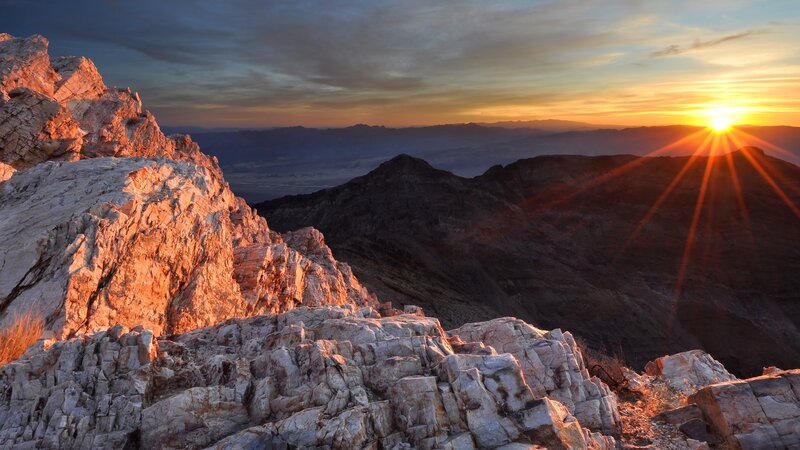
258,148,800,376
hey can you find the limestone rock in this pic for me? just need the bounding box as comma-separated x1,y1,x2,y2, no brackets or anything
0,34,216,172
645,349,736,396
0,33,375,340
0,306,618,449
234,227,373,316
0,87,83,168
0,34,57,98
687,369,800,449
0,158,374,338
449,317,621,436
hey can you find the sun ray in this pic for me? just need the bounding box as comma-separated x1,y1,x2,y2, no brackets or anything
728,132,800,219
673,134,720,302
525,129,712,213
615,132,714,258
731,128,798,160
729,128,800,198
721,134,756,252
467,129,713,240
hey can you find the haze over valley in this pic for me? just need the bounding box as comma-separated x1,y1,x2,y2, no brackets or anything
180,123,800,202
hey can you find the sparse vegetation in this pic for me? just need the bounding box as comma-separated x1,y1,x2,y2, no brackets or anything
641,379,686,415
575,337,693,448
0,311,44,366
575,336,627,389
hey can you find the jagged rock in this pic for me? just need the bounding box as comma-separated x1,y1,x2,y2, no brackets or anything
0,87,83,168
645,350,736,396
0,157,374,338
0,34,57,98
0,306,617,449
234,227,373,316
687,369,800,449
51,56,105,104
0,34,217,172
449,318,621,436
0,33,375,339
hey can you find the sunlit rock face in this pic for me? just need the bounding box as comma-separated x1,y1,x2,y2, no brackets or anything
0,34,375,338
0,306,618,449
675,369,800,449
0,34,216,172
449,318,620,435
645,350,736,396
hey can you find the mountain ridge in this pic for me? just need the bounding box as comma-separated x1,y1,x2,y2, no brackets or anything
258,149,800,377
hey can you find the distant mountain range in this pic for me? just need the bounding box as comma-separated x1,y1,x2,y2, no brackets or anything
178,123,800,202
475,119,624,130
257,149,800,376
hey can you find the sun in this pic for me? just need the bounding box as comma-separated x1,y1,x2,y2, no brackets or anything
710,115,734,133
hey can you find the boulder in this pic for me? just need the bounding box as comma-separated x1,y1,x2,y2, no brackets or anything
688,369,800,449
645,349,736,396
450,318,621,436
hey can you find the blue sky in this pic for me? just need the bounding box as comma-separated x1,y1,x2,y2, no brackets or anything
2,0,799,127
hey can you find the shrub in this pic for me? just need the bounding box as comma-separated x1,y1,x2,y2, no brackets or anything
0,311,44,366
574,336,627,390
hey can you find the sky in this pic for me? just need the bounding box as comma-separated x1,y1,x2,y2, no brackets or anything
2,0,800,128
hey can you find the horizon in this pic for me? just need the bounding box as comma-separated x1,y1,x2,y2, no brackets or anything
164,121,800,132
3,1,800,128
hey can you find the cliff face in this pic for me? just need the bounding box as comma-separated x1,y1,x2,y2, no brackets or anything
0,34,375,338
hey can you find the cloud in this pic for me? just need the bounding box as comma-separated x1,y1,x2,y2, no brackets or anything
651,30,763,57
1,0,797,127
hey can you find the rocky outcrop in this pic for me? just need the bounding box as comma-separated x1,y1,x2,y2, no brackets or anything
0,162,12,182
0,157,373,338
680,370,800,449
0,306,617,449
0,34,215,172
449,318,620,436
0,34,375,340
645,350,736,396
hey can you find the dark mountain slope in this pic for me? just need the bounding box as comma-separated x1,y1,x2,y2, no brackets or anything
257,149,800,376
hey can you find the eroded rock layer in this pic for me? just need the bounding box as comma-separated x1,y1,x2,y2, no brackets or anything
0,306,618,449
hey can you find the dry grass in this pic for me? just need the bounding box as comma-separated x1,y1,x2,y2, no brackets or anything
0,311,44,366
574,337,692,448
641,380,686,415
574,336,627,389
